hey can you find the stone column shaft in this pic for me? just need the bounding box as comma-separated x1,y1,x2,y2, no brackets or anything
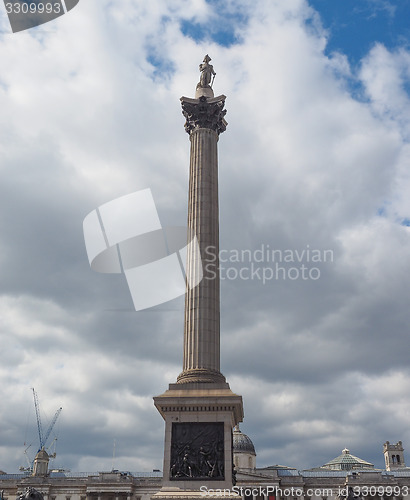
184,127,220,373
177,95,227,384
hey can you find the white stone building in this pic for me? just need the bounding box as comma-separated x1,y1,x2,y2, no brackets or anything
1,438,410,500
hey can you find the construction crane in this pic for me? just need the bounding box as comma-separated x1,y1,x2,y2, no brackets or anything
31,388,62,453
19,444,33,472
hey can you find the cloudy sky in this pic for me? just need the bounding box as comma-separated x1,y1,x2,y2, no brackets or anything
1,0,410,474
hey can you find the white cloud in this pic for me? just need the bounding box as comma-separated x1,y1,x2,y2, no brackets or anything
360,44,410,132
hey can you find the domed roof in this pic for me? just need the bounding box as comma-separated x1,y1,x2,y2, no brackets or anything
233,425,256,455
34,448,49,460
323,448,374,470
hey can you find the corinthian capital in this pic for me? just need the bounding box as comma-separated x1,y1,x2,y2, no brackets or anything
180,95,227,135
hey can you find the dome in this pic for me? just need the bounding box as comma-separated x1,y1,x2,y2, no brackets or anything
323,448,374,470
233,425,256,455
35,449,49,460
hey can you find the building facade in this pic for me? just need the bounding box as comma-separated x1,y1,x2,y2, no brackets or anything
1,440,410,500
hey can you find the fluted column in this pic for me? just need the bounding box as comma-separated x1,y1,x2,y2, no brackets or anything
177,94,227,384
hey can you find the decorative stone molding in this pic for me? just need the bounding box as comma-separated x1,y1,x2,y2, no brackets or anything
181,96,227,136
177,369,226,385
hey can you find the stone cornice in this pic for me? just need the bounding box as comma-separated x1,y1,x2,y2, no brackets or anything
153,387,244,424
180,95,227,135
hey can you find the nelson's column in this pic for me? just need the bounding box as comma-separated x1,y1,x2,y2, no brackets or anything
153,56,244,496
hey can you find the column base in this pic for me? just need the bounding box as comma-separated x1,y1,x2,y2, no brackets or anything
177,369,226,385
152,487,240,500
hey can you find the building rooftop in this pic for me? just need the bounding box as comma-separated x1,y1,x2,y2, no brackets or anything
322,448,374,470
233,425,256,455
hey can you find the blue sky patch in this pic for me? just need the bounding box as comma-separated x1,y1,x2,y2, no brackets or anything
147,50,175,80
180,19,240,47
180,1,248,48
309,0,410,66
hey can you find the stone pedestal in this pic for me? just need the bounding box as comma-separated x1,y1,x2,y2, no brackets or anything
152,489,240,500
152,488,240,500
154,383,243,491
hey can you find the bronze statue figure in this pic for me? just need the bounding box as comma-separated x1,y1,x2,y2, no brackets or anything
197,54,216,89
